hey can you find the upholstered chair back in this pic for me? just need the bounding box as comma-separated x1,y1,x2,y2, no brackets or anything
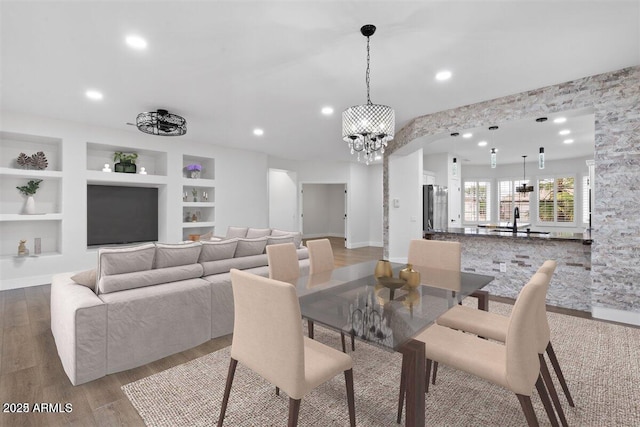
307,239,335,274
266,242,300,283
230,269,306,398
408,239,461,271
505,272,548,395
534,260,557,352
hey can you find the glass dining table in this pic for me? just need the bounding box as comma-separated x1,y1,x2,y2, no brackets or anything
293,260,494,427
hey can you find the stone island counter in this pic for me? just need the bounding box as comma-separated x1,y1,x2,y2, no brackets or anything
427,229,592,311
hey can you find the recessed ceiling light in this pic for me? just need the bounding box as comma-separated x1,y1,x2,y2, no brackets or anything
321,106,334,115
553,117,567,124
563,139,574,144
435,70,452,81
559,129,571,135
126,35,148,50
478,141,487,147
85,90,103,100
462,133,472,138
253,128,264,136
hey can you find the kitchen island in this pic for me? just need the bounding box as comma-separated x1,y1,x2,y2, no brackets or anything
426,228,592,311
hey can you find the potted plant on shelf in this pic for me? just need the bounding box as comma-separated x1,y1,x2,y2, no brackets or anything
113,152,138,173
186,163,202,179
16,179,42,214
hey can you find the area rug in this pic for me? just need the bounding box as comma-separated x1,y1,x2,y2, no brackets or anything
122,301,640,426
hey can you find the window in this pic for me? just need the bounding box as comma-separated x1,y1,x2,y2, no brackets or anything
538,176,575,224
463,181,491,223
498,180,531,223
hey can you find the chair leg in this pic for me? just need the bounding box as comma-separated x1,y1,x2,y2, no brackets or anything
351,332,356,351
425,358,432,393
217,358,238,427
432,361,438,385
276,387,280,396
539,353,569,427
307,320,314,339
397,352,408,424
516,394,540,426
344,369,356,427
535,374,560,427
287,398,301,427
546,341,575,407
340,332,346,353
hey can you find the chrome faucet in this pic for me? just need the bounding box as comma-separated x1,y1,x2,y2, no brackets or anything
513,206,520,233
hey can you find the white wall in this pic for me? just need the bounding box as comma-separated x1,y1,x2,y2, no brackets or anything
347,163,371,248
0,111,269,289
389,149,423,262
268,168,298,231
368,164,383,247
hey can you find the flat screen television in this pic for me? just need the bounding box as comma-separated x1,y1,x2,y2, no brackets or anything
87,185,158,246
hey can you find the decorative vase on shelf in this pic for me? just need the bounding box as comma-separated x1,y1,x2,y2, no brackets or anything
399,264,421,289
23,196,36,214
114,161,136,173
190,170,201,179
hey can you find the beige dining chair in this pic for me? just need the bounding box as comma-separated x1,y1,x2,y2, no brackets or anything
307,238,335,274
408,239,461,270
306,238,354,353
435,260,572,426
266,242,300,284
218,269,356,427
397,272,559,427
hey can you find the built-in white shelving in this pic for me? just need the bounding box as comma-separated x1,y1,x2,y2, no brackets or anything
181,154,216,239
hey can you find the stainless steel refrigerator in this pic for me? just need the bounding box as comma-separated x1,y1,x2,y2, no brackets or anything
423,185,448,231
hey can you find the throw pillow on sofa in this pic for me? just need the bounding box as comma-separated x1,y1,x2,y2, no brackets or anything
70,268,97,291
154,242,202,268
266,235,295,248
235,237,268,257
271,229,303,248
226,226,248,238
199,239,239,262
246,227,271,238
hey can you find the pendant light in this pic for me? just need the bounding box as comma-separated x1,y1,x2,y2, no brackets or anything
516,155,534,193
490,148,497,168
539,147,545,169
452,157,458,177
342,25,395,165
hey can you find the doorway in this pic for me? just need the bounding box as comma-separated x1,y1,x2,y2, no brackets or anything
301,183,346,246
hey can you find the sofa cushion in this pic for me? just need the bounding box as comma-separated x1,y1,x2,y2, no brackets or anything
98,243,156,277
226,226,248,238
201,253,268,276
98,264,204,294
271,229,303,248
266,235,295,248
246,227,271,238
235,237,268,257
71,268,97,291
199,239,238,262
154,242,202,268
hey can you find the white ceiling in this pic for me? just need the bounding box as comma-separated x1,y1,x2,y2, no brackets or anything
1,1,638,163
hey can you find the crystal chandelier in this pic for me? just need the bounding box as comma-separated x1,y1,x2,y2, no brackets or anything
342,25,395,165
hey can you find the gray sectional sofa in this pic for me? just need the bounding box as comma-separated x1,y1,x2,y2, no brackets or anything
50,227,309,385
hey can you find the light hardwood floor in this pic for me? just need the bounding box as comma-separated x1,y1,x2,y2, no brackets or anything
0,237,382,427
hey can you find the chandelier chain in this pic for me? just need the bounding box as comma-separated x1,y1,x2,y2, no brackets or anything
366,36,371,105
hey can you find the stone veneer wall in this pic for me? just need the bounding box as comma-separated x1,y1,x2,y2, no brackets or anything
432,234,592,311
383,66,640,316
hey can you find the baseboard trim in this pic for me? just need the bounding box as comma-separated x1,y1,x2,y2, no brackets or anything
592,306,640,326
